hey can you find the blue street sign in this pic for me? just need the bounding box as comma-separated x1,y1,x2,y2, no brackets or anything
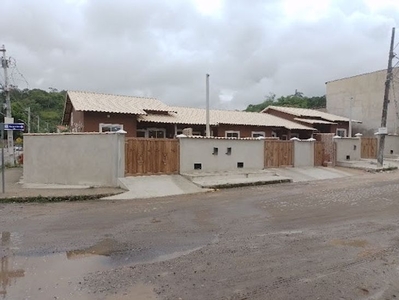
3,123,25,131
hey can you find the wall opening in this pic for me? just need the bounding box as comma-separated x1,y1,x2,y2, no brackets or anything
353,145,357,150
226,147,232,155
212,147,218,155
194,163,202,170
237,162,244,168
391,150,394,154
346,155,350,160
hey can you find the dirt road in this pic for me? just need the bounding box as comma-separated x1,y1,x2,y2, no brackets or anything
1,170,399,299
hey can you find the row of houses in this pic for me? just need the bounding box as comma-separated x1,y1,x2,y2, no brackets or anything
61,91,356,140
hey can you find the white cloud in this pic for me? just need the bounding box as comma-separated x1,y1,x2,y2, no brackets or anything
0,0,398,110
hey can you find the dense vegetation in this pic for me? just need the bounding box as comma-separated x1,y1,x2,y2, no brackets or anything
0,88,66,134
245,92,326,112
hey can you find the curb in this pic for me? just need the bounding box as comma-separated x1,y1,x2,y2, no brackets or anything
0,193,123,203
199,178,292,189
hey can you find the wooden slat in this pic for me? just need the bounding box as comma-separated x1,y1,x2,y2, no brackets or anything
361,137,377,159
314,141,324,166
265,140,294,168
125,138,179,176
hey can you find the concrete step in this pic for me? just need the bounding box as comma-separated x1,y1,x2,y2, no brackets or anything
192,176,292,189
182,169,278,181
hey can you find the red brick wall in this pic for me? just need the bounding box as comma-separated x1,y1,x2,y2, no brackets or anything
71,108,84,131
83,112,137,137
335,122,350,136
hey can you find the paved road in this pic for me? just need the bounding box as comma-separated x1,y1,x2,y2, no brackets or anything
1,169,399,299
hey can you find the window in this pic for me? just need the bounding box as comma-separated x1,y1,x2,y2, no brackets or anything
137,130,146,138
225,131,240,138
99,123,123,133
282,135,288,140
192,131,202,136
336,128,347,137
271,131,277,138
252,131,265,138
148,128,166,138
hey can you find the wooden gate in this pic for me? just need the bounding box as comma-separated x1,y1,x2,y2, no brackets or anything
125,138,179,176
264,140,294,167
314,141,324,166
361,137,377,159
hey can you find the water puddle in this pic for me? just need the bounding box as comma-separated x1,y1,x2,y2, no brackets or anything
0,231,114,300
0,231,207,299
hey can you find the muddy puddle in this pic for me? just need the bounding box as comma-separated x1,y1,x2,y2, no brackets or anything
0,231,207,299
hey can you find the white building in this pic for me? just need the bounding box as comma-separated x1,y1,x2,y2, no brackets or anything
326,68,399,136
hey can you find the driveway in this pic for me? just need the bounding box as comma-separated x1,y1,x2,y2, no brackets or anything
1,169,399,299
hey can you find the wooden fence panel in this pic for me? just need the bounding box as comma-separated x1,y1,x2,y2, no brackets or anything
361,137,377,159
265,140,293,168
314,141,324,166
125,138,179,176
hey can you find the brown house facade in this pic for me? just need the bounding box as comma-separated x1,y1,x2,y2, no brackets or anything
262,106,361,137
62,91,316,139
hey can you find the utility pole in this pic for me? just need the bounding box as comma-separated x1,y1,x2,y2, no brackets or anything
25,107,31,133
37,115,40,133
377,27,396,167
349,97,353,137
0,45,14,161
205,74,210,137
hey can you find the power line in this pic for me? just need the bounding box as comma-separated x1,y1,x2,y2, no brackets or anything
8,57,29,89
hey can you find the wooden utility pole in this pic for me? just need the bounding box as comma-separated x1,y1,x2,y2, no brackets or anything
205,74,210,137
0,45,14,163
377,27,396,167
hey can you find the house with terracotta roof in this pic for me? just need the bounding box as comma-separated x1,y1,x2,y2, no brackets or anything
62,91,316,139
262,106,361,137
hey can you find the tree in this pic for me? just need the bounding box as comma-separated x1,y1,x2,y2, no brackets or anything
245,93,276,112
245,92,326,112
0,88,66,135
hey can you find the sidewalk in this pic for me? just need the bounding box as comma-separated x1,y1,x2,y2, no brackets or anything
336,159,399,172
182,169,291,189
0,168,123,201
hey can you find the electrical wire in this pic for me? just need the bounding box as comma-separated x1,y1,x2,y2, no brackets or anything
9,57,29,89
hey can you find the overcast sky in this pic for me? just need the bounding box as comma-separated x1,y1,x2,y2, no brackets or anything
1,0,398,109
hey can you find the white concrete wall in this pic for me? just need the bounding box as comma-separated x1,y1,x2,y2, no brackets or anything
382,135,399,156
23,133,125,187
293,141,314,167
335,138,361,162
326,69,399,136
179,138,264,173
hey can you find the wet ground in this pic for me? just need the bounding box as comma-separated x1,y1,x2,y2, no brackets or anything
1,169,399,299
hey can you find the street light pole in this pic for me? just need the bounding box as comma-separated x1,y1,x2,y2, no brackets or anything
25,107,31,133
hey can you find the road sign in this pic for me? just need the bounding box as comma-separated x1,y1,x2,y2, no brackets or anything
3,123,24,131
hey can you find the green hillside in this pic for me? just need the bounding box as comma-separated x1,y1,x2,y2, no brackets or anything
245,92,326,112
0,88,66,133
